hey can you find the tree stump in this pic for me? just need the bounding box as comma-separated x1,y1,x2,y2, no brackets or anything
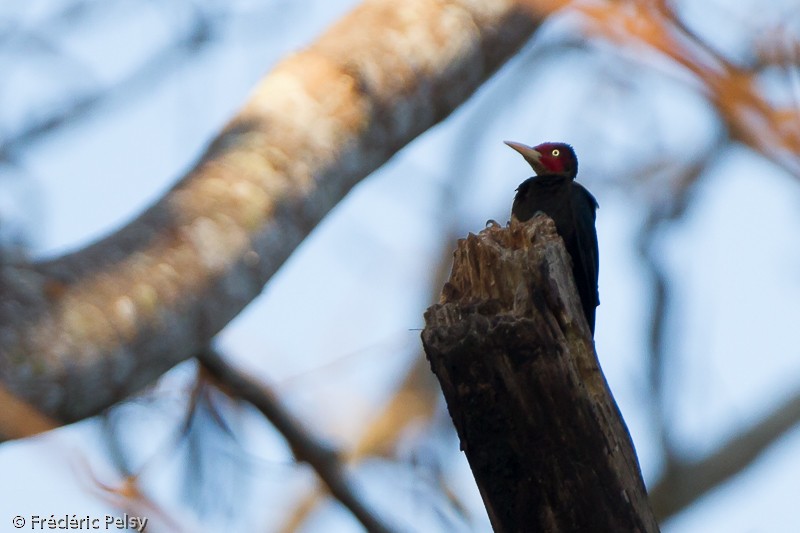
422,216,659,533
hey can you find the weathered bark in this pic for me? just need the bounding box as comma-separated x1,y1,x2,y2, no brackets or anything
422,217,659,533
0,0,547,426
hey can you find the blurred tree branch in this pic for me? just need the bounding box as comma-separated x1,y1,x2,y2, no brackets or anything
630,139,726,455
0,34,209,163
575,0,800,177
0,0,544,425
197,347,394,533
0,1,293,163
634,138,800,520
650,389,800,521
278,233,457,533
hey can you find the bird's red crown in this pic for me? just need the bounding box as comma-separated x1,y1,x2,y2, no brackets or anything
530,142,577,177
504,140,578,178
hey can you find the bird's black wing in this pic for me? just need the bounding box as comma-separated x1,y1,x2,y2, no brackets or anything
571,182,599,331
511,177,535,221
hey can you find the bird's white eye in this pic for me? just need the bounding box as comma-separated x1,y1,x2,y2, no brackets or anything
552,149,560,157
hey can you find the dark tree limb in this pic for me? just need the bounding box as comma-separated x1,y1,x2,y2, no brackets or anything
422,217,659,533
196,348,394,533
650,389,800,521
0,0,545,425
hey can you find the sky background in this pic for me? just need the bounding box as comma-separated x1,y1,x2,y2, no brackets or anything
1,0,800,531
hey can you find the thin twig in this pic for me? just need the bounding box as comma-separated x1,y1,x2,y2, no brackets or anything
0,17,213,162
196,347,395,533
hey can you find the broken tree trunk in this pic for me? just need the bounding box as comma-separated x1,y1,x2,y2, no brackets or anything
421,216,659,533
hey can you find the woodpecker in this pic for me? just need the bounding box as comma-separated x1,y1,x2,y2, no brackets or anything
504,140,599,334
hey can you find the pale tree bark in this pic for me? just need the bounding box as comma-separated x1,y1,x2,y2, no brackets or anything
0,0,550,426
422,217,659,532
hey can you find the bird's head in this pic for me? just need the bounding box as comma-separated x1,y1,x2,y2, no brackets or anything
504,141,578,179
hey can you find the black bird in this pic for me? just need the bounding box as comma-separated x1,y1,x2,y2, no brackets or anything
504,140,599,334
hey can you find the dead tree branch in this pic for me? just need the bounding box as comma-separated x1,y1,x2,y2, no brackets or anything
422,217,659,532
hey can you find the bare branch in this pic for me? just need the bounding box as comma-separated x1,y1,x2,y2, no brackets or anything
633,143,725,456
279,224,467,531
196,348,395,533
575,1,800,177
649,390,800,521
0,4,216,162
